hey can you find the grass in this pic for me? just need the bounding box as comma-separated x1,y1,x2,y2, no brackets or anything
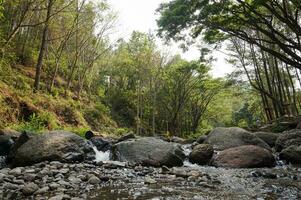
0,65,118,137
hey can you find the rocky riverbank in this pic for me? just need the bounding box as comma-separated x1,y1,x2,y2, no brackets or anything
0,160,300,200
0,127,301,199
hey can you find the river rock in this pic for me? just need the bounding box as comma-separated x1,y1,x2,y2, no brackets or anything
0,135,14,156
188,144,214,165
22,182,39,195
252,132,279,147
88,175,101,184
116,133,135,143
7,131,34,163
205,127,271,151
0,129,21,140
279,145,301,164
90,137,111,151
8,167,22,176
170,136,188,144
275,129,301,152
11,131,93,167
211,145,275,168
196,135,207,144
112,137,185,167
35,186,49,194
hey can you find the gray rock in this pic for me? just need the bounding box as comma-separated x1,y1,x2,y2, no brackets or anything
205,127,271,151
58,180,71,187
188,144,214,165
49,194,65,200
8,167,22,176
24,169,36,173
0,129,21,139
196,135,207,144
4,182,20,190
211,145,275,168
7,131,34,163
170,136,188,144
49,182,60,190
252,132,279,147
22,183,39,195
144,176,157,184
275,129,301,152
50,161,64,168
12,179,25,185
23,173,36,181
0,168,10,174
11,131,93,167
116,133,135,143
35,186,49,194
0,173,5,182
112,137,185,167
68,176,81,184
279,145,301,164
88,175,101,184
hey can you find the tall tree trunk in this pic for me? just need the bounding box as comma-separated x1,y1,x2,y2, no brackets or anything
33,0,53,92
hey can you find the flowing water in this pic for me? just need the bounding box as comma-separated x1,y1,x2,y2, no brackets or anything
88,143,301,200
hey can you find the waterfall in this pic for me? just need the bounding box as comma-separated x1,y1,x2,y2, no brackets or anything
88,141,110,162
181,144,200,168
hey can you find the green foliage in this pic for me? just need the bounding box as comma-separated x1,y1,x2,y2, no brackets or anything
13,112,59,133
63,126,90,138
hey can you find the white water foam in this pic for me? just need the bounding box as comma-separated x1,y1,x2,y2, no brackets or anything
89,142,110,162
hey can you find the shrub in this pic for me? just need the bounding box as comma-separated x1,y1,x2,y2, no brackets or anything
13,112,59,133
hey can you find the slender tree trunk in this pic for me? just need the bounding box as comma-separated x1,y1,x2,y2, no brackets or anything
33,0,53,92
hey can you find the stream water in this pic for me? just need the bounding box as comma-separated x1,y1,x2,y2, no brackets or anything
88,143,301,200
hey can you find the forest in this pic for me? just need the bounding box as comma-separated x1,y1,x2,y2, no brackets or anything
0,1,301,199
0,0,300,138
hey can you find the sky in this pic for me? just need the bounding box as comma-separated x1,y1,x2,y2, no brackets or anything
108,0,234,78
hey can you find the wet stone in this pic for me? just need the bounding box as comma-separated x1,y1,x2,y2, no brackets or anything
35,186,50,194
22,183,39,195
88,176,101,185
8,167,22,176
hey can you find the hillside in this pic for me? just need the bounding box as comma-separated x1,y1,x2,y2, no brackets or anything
0,64,118,136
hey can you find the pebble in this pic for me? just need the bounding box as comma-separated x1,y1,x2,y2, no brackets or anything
144,176,157,184
88,175,101,184
4,182,20,190
8,167,22,176
49,182,60,190
35,186,49,194
22,183,39,195
49,194,65,200
24,173,36,181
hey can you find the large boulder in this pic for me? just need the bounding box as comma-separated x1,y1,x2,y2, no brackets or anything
188,144,214,165
111,137,185,167
116,133,135,143
279,145,301,164
0,135,14,156
211,145,275,168
11,131,93,167
7,132,34,163
275,129,301,152
205,127,271,151
0,129,21,141
252,132,279,147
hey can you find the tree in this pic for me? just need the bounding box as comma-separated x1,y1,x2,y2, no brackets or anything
33,0,54,91
158,0,301,70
